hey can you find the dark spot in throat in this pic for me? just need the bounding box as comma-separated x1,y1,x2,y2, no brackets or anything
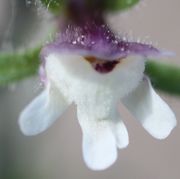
94,61,119,73
85,57,120,74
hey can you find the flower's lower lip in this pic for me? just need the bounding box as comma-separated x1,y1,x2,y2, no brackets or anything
85,56,120,74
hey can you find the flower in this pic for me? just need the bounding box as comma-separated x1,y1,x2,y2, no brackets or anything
19,19,176,170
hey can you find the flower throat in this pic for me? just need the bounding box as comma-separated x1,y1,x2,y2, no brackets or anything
85,57,119,74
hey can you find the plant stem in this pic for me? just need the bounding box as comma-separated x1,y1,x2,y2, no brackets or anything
145,60,180,95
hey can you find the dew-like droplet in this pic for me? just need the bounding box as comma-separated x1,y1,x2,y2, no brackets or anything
72,40,77,45
121,47,125,51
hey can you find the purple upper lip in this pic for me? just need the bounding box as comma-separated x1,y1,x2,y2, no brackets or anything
41,19,162,62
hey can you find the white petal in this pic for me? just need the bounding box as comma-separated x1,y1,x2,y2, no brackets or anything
113,120,129,149
77,107,117,170
82,120,129,170
45,54,145,99
19,83,70,136
82,122,117,170
122,78,177,139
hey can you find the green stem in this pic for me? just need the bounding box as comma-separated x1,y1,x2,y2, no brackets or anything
0,48,40,85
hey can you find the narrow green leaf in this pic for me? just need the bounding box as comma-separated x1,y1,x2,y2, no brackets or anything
0,48,40,85
145,60,180,95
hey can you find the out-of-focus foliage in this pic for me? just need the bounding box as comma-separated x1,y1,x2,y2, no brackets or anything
0,48,40,85
40,0,139,13
103,0,140,11
40,0,66,14
145,60,180,95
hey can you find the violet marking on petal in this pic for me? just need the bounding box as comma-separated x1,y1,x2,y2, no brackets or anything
41,18,163,72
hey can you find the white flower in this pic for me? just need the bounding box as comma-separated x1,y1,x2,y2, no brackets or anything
19,53,176,170
19,21,176,170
